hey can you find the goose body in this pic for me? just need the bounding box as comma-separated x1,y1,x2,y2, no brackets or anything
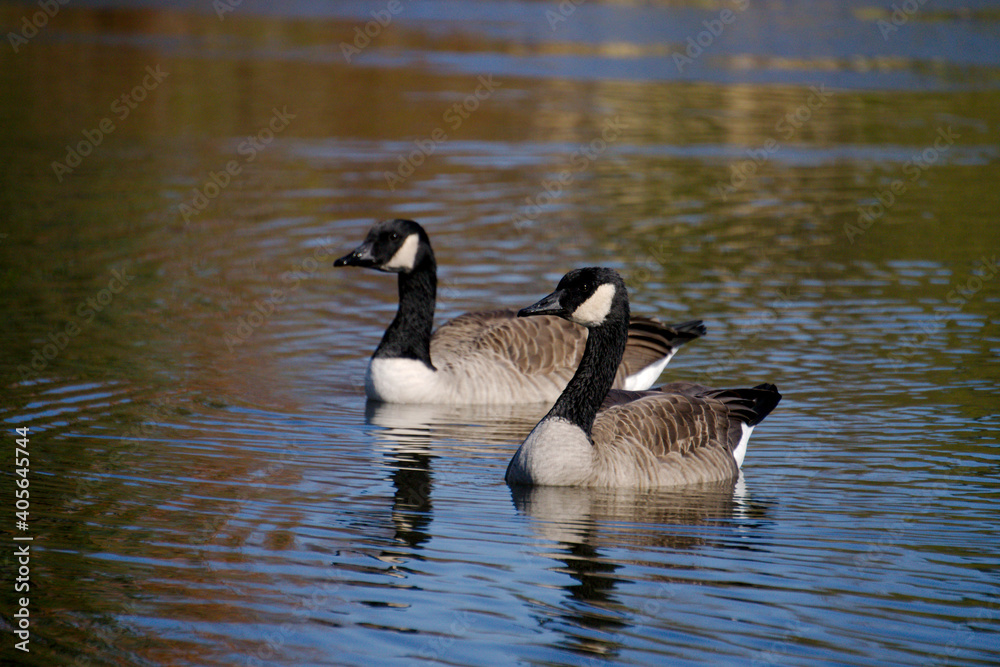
335,220,705,404
505,267,781,489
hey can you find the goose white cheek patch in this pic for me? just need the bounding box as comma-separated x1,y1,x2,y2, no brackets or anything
385,234,420,270
570,283,616,326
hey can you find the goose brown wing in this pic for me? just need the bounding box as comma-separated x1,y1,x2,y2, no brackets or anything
431,312,706,385
593,393,734,459
599,383,782,453
430,309,586,376
429,309,515,360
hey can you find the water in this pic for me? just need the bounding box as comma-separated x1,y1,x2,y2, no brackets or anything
2,1,999,665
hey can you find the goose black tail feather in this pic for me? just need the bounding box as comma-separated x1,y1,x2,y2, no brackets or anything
670,319,709,340
717,383,782,427
627,318,707,349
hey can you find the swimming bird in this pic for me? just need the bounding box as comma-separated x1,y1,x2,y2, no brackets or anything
505,267,781,488
334,219,705,404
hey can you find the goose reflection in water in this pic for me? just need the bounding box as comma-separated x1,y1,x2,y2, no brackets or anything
365,400,545,448
509,480,768,659
364,401,438,552
363,400,543,552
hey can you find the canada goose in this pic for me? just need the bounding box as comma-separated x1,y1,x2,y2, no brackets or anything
334,219,705,404
505,267,781,489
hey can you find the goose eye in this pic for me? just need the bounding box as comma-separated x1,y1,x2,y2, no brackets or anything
389,232,400,242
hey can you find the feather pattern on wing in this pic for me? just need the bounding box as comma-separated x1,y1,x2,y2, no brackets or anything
590,392,739,487
430,310,703,401
423,310,702,402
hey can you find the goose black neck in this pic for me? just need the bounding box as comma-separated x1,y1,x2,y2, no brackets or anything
545,303,630,436
372,256,437,367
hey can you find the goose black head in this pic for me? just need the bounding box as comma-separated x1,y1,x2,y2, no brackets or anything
334,219,433,273
518,267,628,327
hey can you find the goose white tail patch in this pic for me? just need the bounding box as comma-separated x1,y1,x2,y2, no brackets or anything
570,283,616,326
734,423,754,468
384,233,420,271
622,351,675,391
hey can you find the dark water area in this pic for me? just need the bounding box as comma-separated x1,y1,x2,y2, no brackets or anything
1,1,998,665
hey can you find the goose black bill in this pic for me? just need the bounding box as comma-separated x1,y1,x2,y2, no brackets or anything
518,290,566,318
